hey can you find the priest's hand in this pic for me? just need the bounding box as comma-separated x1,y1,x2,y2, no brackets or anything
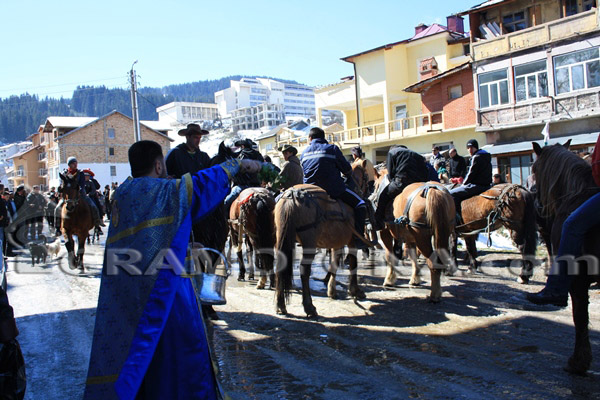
239,160,262,174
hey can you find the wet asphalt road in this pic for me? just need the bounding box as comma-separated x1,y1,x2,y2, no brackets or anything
6,236,600,399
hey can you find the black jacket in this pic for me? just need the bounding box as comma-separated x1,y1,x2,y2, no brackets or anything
165,143,211,179
448,153,467,178
464,149,492,186
386,147,429,184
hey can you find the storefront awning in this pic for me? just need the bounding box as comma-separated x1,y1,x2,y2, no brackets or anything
481,132,599,156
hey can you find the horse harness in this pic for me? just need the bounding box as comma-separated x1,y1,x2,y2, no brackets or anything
392,183,450,230
456,184,526,243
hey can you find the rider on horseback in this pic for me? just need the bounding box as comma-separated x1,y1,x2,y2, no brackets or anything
449,139,492,218
373,145,429,231
301,127,369,250
54,157,105,236
223,138,265,213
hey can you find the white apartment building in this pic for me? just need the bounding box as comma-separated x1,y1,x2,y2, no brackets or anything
0,141,32,164
231,103,285,132
215,78,315,120
156,102,219,127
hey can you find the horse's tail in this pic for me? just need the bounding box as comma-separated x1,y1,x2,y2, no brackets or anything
520,188,538,258
275,197,296,302
253,194,276,271
425,187,455,251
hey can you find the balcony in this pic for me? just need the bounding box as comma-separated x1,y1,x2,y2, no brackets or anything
38,152,47,162
16,170,25,177
274,111,444,153
472,9,599,62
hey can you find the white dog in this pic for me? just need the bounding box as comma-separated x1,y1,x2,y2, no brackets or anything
45,238,61,259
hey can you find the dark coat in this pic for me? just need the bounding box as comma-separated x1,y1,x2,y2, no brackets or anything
165,143,211,179
13,194,25,211
301,138,351,198
448,153,467,178
279,155,304,190
386,146,429,185
464,149,492,186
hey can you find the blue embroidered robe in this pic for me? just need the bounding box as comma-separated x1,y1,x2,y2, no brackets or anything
84,165,231,399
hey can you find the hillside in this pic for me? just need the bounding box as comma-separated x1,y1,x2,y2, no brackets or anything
0,75,299,144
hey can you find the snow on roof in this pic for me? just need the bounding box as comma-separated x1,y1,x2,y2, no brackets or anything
140,120,171,132
46,116,97,128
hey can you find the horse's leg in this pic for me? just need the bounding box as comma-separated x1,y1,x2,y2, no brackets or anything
327,248,340,299
299,246,318,318
65,235,76,270
380,229,397,287
347,247,365,299
407,245,421,286
465,235,479,272
566,278,593,375
447,232,458,276
78,235,86,272
417,235,442,303
247,238,255,281
232,230,246,281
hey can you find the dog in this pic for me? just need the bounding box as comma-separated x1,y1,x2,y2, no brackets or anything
45,238,61,259
28,241,48,265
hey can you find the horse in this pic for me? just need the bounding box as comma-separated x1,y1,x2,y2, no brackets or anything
228,187,276,289
274,184,367,317
532,140,600,375
374,170,456,302
450,183,538,283
59,173,94,271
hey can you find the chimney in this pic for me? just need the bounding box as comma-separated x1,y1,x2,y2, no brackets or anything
415,23,428,35
447,15,464,34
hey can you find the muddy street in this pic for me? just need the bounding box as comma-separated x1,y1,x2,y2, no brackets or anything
210,247,600,400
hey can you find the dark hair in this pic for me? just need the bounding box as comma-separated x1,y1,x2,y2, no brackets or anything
264,155,272,163
128,140,164,178
432,146,440,151
309,127,325,140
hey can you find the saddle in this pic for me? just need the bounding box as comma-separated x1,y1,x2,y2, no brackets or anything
281,185,350,232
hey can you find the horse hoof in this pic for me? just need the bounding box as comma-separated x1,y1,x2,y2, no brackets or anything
256,283,266,290
248,274,255,281
427,295,441,303
276,306,287,315
328,292,338,300
350,288,366,300
409,280,421,287
518,276,530,284
305,309,318,319
237,276,245,282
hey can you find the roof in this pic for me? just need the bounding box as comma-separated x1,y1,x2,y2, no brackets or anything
458,0,514,16
404,62,471,93
481,132,599,155
140,120,171,132
256,123,286,140
45,116,97,130
9,144,40,159
57,110,174,142
342,23,466,62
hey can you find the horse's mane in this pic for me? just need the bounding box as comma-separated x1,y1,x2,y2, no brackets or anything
534,144,595,217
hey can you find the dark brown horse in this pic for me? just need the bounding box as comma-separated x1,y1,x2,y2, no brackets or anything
450,183,538,283
59,173,94,271
274,184,367,317
532,140,600,375
374,170,456,302
229,187,276,289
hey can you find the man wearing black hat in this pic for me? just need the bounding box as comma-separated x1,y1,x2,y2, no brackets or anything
351,146,376,195
165,123,211,178
449,139,492,216
278,144,303,190
223,139,265,211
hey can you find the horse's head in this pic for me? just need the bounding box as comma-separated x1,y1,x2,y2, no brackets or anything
59,173,81,211
351,162,368,198
373,165,388,193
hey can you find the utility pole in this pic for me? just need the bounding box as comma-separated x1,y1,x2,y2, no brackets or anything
129,61,141,142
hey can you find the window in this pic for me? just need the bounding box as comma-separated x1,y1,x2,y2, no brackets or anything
110,166,116,176
583,0,595,12
564,0,579,16
478,69,510,108
109,147,115,156
514,60,548,102
503,11,527,33
554,47,600,94
108,128,115,139
498,154,533,185
448,84,463,99
433,142,453,152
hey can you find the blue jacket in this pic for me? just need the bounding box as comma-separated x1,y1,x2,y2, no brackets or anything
301,138,351,198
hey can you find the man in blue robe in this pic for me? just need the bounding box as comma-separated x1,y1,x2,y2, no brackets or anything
84,140,261,399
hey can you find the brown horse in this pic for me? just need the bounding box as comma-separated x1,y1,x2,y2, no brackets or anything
374,170,456,302
532,140,600,375
229,187,276,289
59,173,94,271
451,183,538,283
274,184,366,317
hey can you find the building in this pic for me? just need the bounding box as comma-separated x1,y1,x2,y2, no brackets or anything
0,141,32,164
156,102,219,127
214,77,316,120
461,0,600,184
9,111,173,190
314,16,483,162
231,103,285,132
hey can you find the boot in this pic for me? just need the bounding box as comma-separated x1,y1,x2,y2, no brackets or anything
373,188,392,231
91,203,106,227
353,206,369,250
526,288,568,307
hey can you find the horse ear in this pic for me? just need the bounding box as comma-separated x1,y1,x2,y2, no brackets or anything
532,142,543,157
562,139,572,149
361,160,367,169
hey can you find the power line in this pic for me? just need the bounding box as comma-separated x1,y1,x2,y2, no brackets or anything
0,75,128,94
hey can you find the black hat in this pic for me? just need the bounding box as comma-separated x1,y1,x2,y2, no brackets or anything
235,139,254,148
466,139,479,149
16,185,24,192
279,144,298,156
178,123,209,137
351,146,362,157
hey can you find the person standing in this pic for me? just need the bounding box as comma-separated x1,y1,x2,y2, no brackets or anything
448,147,467,184
84,140,261,399
25,186,45,240
0,185,8,255
103,185,111,220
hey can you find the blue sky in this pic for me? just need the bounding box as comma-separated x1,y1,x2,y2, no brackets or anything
0,0,477,99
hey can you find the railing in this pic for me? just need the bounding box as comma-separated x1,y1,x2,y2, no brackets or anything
16,170,25,177
272,111,443,152
472,9,599,62
38,152,46,161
